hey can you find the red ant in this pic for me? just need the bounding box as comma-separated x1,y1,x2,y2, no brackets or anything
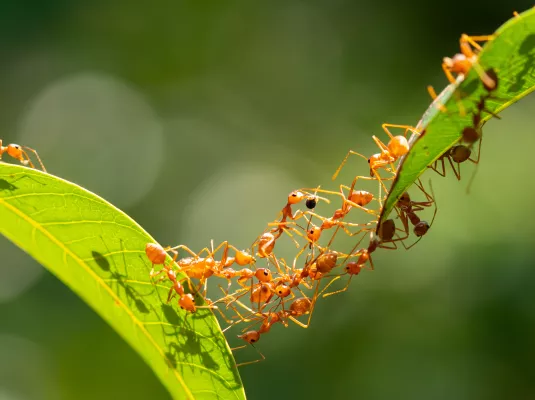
396,181,437,249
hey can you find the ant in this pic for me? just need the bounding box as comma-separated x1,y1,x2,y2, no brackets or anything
430,145,476,180
395,180,438,249
146,241,255,299
442,34,496,90
0,140,46,171
320,232,377,297
333,124,419,198
271,189,329,236
148,249,217,314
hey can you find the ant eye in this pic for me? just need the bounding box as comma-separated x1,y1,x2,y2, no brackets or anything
263,270,269,276
251,339,256,343
367,159,371,164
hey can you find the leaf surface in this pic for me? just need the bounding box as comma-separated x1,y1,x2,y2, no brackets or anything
0,163,245,400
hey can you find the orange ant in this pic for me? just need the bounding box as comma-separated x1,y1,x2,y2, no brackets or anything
272,189,329,235
0,140,46,172
146,241,255,297
231,310,285,367
333,124,419,198
320,232,377,297
442,34,496,90
148,252,216,314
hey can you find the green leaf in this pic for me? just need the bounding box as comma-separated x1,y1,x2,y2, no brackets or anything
379,7,535,225
0,163,245,400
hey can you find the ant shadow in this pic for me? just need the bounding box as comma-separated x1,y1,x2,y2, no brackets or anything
0,178,18,192
141,256,242,390
151,301,243,391
0,174,45,193
507,34,535,95
92,245,150,314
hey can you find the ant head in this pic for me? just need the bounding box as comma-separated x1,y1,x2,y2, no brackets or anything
275,284,291,298
145,243,167,265
414,221,430,237
388,136,409,158
255,268,273,282
398,192,411,206
349,190,373,207
450,145,471,163
307,226,321,242
443,57,454,69
346,261,362,276
238,331,261,344
178,293,196,313
6,144,23,159
305,196,318,209
288,191,305,205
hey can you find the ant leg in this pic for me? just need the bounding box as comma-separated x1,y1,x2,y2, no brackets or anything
382,123,420,139
466,137,483,194
371,135,389,153
427,85,448,112
18,149,36,169
429,157,446,177
460,34,493,51
447,157,461,181
332,150,369,180
371,168,392,200
322,276,354,298
414,179,436,204
235,345,266,368
442,62,457,84
379,241,398,250
22,146,46,172
167,287,177,303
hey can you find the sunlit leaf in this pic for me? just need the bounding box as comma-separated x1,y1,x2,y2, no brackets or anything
0,163,245,400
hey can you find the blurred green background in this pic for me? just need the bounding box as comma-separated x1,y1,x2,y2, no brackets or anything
2,1,535,399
